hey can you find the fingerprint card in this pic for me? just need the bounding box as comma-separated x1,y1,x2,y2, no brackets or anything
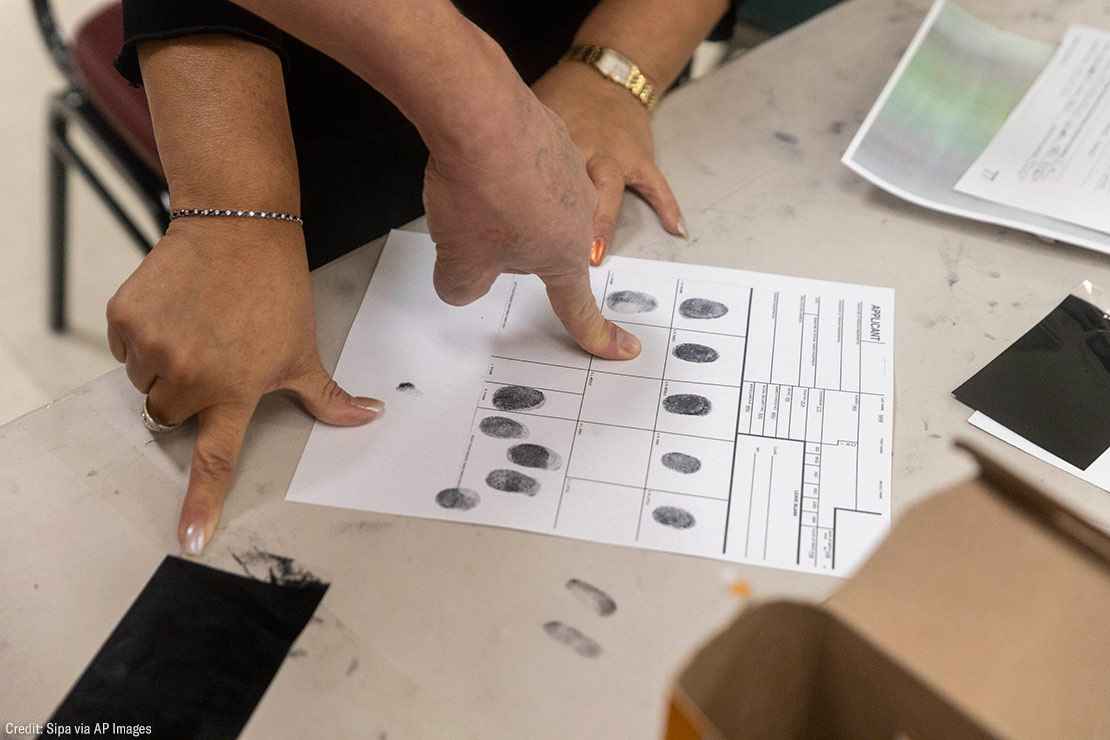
288,230,896,577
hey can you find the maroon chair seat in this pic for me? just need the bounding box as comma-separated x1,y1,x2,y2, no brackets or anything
71,2,161,175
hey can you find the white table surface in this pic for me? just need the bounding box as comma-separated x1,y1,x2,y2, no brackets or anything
5,1,1110,737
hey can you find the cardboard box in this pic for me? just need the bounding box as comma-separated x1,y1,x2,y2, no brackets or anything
665,443,1110,740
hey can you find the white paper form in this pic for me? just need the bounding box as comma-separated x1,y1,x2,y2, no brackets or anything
957,26,1110,235
843,1,1110,256
288,231,895,577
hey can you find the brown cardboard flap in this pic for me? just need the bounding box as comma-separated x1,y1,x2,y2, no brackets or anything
827,443,1110,739
672,602,828,740
671,601,994,740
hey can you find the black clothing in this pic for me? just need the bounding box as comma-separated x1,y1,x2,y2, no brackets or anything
115,2,734,267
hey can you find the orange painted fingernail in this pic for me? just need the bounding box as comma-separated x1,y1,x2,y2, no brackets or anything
729,579,752,598
590,237,606,266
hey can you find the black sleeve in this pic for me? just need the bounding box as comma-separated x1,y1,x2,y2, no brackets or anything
114,0,289,86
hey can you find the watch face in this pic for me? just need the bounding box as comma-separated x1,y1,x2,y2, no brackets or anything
597,51,632,82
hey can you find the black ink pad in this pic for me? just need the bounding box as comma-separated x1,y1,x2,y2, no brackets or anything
954,292,1110,470
43,555,327,739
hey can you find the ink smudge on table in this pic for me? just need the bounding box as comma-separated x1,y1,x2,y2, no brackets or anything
566,578,617,617
231,547,326,589
543,621,602,658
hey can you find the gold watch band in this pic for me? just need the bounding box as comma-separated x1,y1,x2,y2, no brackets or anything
563,44,660,111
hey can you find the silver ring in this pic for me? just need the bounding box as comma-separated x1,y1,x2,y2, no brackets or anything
141,397,181,433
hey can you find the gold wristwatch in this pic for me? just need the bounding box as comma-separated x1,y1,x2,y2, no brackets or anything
563,44,660,111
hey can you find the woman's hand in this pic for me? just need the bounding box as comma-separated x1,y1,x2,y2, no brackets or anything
533,60,686,265
423,83,642,360
107,219,383,555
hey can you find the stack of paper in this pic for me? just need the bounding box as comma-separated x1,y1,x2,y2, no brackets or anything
845,0,1110,255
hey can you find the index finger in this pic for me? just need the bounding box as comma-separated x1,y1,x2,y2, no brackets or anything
541,268,641,360
177,401,256,555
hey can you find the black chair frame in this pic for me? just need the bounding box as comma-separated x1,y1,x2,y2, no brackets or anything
32,0,168,332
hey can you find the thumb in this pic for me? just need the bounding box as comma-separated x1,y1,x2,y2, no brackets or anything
629,163,687,239
542,268,641,360
432,242,501,306
587,156,625,265
178,401,256,555
282,360,384,426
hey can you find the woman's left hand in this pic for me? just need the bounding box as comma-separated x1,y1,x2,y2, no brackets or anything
534,60,686,266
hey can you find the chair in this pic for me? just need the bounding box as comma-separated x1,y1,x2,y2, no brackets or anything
32,0,167,332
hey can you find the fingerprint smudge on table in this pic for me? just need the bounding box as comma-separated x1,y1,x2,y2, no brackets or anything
492,385,545,411
435,487,480,511
566,578,617,617
479,415,529,439
672,342,719,363
231,547,326,588
543,621,602,658
606,290,659,314
663,393,712,416
486,469,540,495
653,506,696,529
679,298,729,319
396,381,421,395
661,451,702,474
507,443,562,470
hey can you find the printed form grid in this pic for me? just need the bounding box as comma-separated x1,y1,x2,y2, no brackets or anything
458,267,889,572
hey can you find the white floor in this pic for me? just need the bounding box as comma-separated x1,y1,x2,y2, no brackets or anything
1,0,148,425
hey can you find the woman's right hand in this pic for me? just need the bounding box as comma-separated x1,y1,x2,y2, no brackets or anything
107,218,383,555
423,83,642,361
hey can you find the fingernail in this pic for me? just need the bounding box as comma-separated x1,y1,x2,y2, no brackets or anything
676,218,689,240
351,396,385,415
618,328,641,356
590,237,606,266
183,523,206,556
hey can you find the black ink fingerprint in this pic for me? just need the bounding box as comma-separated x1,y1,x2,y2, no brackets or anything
435,487,480,511
679,298,729,320
543,621,602,658
492,385,545,411
566,578,617,617
507,443,562,470
773,130,800,146
673,343,719,363
486,469,539,495
396,381,422,395
606,290,658,314
653,506,696,529
663,393,712,416
661,452,702,474
479,415,528,439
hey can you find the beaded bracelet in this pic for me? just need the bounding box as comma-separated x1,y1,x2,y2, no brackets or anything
170,208,303,225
